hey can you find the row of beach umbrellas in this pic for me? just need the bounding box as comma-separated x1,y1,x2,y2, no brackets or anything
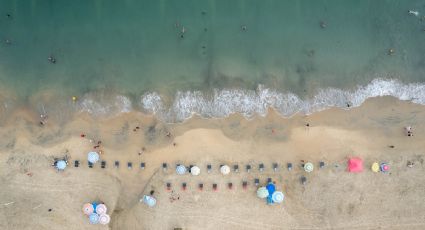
176,165,231,176
82,202,110,225
54,151,100,171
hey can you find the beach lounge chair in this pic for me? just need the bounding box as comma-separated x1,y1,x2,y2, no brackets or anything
301,176,307,185
182,182,187,191
273,163,278,172
213,183,217,191
207,164,212,173
101,161,106,169
242,181,248,190
114,161,119,168
162,163,168,171
246,164,251,172
287,163,292,171
166,182,171,191
254,178,260,186
199,183,203,191
233,165,239,173
228,182,233,190
319,161,325,169
74,160,79,168
140,162,145,169
128,162,132,169
88,162,93,168
267,178,272,183
259,163,264,172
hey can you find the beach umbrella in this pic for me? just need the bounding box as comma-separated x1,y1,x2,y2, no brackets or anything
304,162,314,173
87,151,100,164
176,165,187,175
380,163,390,172
89,213,100,224
56,160,67,170
348,157,363,173
82,203,94,215
272,191,284,203
371,162,379,173
220,165,230,175
95,204,107,215
257,187,269,199
98,214,111,225
142,195,157,207
266,183,276,195
190,166,200,176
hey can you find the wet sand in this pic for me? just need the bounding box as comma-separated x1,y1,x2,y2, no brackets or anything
1,96,425,229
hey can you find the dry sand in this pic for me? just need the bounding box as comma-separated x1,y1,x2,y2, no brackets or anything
1,96,425,230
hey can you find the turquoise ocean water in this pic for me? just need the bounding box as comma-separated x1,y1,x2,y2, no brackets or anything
1,0,425,122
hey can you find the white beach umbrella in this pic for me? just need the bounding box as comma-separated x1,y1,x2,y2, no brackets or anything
220,165,230,175
257,187,269,199
142,195,157,207
191,166,200,176
56,160,67,170
89,213,100,224
176,165,187,175
272,191,284,203
95,204,107,215
98,214,111,225
82,203,94,215
87,151,100,164
304,162,314,173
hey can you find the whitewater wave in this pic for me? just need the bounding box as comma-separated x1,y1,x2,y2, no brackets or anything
78,95,132,116
140,79,425,122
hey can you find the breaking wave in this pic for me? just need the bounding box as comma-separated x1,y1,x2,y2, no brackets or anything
140,78,425,122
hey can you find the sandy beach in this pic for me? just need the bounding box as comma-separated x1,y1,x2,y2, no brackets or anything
1,96,425,229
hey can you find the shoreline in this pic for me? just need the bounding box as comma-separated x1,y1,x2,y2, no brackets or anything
1,96,425,229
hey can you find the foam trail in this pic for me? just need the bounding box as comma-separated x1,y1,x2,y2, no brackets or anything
141,79,425,122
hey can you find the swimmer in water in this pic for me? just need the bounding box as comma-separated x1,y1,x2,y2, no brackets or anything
408,10,419,17
48,55,56,64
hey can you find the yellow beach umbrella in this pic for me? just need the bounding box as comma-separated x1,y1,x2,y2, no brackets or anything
371,162,379,173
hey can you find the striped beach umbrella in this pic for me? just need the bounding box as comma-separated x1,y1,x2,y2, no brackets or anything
176,165,187,175
220,165,230,175
82,203,94,215
257,187,269,199
95,204,107,215
98,214,111,225
380,163,390,172
87,152,100,164
142,195,157,207
272,191,284,203
304,162,314,173
89,213,100,224
56,160,67,170
191,166,200,176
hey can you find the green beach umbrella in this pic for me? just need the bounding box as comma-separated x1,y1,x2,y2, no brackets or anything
257,187,269,199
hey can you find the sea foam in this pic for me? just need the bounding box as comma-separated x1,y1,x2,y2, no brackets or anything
141,78,425,122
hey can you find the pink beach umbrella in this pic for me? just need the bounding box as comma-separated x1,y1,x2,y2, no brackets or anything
82,203,94,215
95,204,107,215
98,214,111,225
347,157,363,173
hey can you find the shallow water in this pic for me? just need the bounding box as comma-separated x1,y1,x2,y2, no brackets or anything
1,0,425,121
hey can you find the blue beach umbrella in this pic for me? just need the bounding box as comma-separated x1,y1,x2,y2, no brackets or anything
266,183,276,195
142,195,156,207
56,160,67,170
89,213,100,224
88,152,100,164
176,165,187,175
